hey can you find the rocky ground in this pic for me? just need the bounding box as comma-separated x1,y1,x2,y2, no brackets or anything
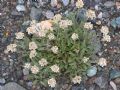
0,0,120,90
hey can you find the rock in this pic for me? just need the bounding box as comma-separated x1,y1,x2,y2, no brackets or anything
30,7,42,21
94,76,107,88
16,5,26,12
17,0,24,4
110,81,117,90
23,68,29,75
87,66,97,77
0,78,5,84
2,82,26,90
97,12,102,19
104,1,115,8
45,10,54,19
51,0,57,7
72,82,85,90
11,10,23,17
111,17,120,28
62,0,69,6
110,69,120,80
76,8,87,22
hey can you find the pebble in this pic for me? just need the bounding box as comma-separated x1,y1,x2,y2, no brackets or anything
94,76,107,88
104,1,115,8
17,0,24,4
30,7,42,21
16,5,26,12
2,82,26,90
45,10,54,19
51,0,58,7
97,12,103,19
62,0,69,6
110,69,120,80
0,78,6,84
23,68,29,75
87,66,97,77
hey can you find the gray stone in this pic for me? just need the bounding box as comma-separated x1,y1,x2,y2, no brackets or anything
45,10,54,19
62,0,69,6
30,7,42,21
104,1,115,8
95,77,107,88
16,5,26,12
18,0,24,4
0,78,5,84
23,68,29,75
51,0,57,7
2,82,26,90
110,69,120,80
87,66,97,77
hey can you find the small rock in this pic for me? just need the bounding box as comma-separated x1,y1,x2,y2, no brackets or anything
95,76,107,88
2,82,26,90
18,0,24,4
110,81,117,90
97,12,102,19
45,10,54,19
104,1,115,8
87,66,97,77
30,7,42,21
16,5,26,12
62,0,69,6
110,69,120,80
0,78,6,84
72,82,85,90
23,68,29,75
51,0,58,7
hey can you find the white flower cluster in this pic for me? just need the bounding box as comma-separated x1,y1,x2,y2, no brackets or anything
31,65,39,74
72,76,82,84
51,46,58,54
100,26,111,42
48,78,56,88
59,19,73,29
86,9,96,19
71,33,79,41
39,58,48,67
15,32,24,39
82,57,89,63
76,0,84,8
98,58,107,67
6,44,17,53
50,64,60,73
84,22,93,30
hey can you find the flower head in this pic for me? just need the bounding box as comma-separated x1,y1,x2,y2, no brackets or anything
50,64,60,73
24,63,31,69
72,76,82,84
102,35,111,42
48,33,55,40
98,58,107,67
100,26,109,35
39,58,48,66
7,44,17,52
84,22,93,30
59,20,72,29
53,14,62,23
48,78,56,88
15,32,24,39
82,57,89,63
71,33,79,41
31,65,39,74
29,50,37,59
29,42,38,50
76,0,84,8
86,9,96,19
51,46,58,54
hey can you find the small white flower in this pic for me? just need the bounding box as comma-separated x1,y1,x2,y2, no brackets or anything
48,33,55,40
7,44,17,52
83,57,89,63
71,33,79,41
15,32,24,39
76,0,84,8
86,9,96,19
53,14,62,23
100,26,109,35
29,42,38,50
51,46,58,54
72,76,82,84
50,64,60,73
39,58,48,66
24,63,31,69
102,35,111,42
98,58,107,67
31,65,39,74
84,22,93,30
29,50,37,59
59,20,72,29
48,78,56,88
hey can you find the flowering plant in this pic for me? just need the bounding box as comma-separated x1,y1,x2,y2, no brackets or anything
16,13,92,87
